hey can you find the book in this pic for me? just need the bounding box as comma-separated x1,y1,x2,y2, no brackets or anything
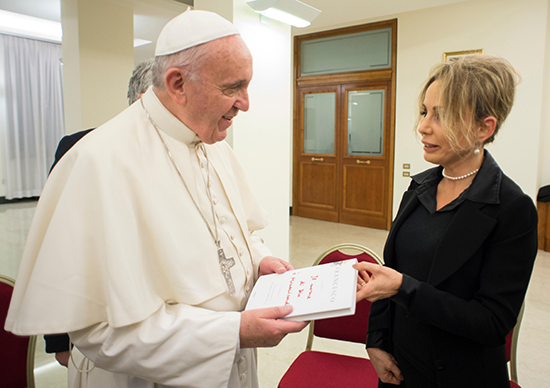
245,259,358,321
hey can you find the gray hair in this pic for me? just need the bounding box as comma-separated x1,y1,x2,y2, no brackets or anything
127,58,155,105
152,42,213,89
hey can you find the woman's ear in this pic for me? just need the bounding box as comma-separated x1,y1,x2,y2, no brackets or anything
479,116,497,143
164,68,187,105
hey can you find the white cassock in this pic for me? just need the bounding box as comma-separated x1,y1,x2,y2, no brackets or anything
5,87,273,388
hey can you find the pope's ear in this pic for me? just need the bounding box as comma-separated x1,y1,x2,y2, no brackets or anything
479,116,497,143
164,68,187,105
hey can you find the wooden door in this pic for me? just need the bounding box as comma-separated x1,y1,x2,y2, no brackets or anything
294,85,340,222
339,82,391,229
293,82,391,229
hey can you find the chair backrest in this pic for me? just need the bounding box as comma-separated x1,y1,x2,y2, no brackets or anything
505,302,525,384
0,274,36,388
305,243,383,350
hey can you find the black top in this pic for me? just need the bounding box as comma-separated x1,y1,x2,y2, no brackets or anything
367,150,538,388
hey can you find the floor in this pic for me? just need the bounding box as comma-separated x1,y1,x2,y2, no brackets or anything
1,201,549,387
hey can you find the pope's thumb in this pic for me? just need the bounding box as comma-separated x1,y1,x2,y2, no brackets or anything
263,304,293,319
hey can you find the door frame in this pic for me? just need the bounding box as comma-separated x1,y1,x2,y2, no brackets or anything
292,19,397,230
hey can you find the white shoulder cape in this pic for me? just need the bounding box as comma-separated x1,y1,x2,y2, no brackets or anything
5,89,269,335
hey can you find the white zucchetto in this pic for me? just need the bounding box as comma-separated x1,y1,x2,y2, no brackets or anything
155,9,240,56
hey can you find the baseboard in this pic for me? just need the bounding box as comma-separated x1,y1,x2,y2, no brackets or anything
0,196,39,205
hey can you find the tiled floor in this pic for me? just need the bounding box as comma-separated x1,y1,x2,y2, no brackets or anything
1,202,549,387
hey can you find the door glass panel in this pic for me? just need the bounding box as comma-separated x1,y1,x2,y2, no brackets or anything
347,89,385,156
304,92,335,154
301,28,392,76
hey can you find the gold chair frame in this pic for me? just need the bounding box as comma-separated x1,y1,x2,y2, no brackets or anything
509,302,525,384
304,243,384,351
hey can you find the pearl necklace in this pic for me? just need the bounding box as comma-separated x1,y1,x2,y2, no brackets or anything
442,168,479,180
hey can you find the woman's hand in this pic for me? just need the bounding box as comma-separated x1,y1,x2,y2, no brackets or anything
354,262,403,302
367,347,404,385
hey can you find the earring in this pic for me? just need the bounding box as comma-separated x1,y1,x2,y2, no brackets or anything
473,141,481,155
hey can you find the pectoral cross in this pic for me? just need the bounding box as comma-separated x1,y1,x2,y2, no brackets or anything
218,248,236,296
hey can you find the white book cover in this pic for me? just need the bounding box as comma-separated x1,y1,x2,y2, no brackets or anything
245,259,358,321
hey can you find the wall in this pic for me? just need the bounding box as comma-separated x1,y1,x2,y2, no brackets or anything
294,0,549,217
194,0,292,259
394,0,546,208
232,1,292,259
61,0,134,133
194,0,234,147
540,1,550,191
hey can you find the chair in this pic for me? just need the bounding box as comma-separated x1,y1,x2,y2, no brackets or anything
278,243,383,388
0,274,36,388
507,302,525,388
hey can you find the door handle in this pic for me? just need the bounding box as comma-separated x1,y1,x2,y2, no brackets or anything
356,160,371,164
311,157,324,162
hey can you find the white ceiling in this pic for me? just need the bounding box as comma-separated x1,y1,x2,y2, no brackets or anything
0,0,189,63
0,0,473,63
302,0,473,31
0,0,61,22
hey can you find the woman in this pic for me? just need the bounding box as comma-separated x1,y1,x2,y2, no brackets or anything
355,55,538,387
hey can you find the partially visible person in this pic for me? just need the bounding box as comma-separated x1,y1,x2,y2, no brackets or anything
126,57,155,106
355,55,537,387
6,10,307,388
48,58,155,174
43,58,155,368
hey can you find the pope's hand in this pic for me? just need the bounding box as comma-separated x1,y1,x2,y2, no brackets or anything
354,262,403,302
367,347,404,385
258,256,294,277
240,305,308,348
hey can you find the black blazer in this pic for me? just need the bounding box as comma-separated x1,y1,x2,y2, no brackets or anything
49,128,95,173
368,152,538,387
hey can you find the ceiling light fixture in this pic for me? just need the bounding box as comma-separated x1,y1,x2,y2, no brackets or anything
133,38,152,47
246,0,321,28
0,10,61,43
0,10,150,48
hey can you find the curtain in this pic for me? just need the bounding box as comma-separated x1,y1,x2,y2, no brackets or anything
0,34,65,199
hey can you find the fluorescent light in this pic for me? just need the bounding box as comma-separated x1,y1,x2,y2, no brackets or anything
247,0,321,28
0,10,149,47
134,38,152,47
256,8,311,28
0,10,61,42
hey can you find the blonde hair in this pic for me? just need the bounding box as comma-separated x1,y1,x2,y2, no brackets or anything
415,54,520,152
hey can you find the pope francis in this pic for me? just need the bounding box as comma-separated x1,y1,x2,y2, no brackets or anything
5,9,307,388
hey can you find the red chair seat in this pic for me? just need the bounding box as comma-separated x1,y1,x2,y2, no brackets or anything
510,381,521,388
1,277,32,388
278,245,383,388
278,350,379,388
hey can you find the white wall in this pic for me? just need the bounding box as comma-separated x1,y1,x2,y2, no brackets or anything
194,0,234,148
294,0,549,217
393,0,547,207
195,0,292,259
232,1,292,259
539,1,550,190
62,0,135,132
